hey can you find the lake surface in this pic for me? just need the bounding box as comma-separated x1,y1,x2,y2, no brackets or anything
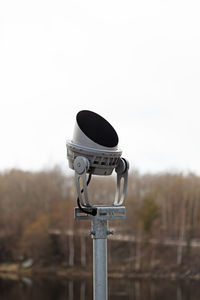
0,276,199,300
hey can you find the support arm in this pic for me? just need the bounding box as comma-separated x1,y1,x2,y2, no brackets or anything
74,156,90,207
114,158,129,206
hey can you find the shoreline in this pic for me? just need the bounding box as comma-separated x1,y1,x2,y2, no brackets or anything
1,263,200,281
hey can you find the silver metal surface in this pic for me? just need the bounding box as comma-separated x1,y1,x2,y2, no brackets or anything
114,158,129,206
73,155,128,207
74,206,126,221
91,211,108,300
74,206,126,300
74,157,90,206
67,141,122,175
93,238,107,300
74,156,90,174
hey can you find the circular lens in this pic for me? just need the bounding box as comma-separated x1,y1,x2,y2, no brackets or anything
76,110,119,148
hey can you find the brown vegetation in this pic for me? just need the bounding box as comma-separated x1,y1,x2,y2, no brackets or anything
0,167,200,276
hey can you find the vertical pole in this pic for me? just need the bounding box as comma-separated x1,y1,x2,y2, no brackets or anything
93,238,107,300
91,217,108,300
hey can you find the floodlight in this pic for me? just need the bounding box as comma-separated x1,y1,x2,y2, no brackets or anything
66,110,129,210
66,110,129,300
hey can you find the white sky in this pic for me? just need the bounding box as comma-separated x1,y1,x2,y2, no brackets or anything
0,0,200,174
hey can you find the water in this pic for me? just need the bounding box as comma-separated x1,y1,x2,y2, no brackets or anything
0,276,199,300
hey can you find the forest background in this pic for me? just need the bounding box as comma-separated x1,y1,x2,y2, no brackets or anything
1,166,200,278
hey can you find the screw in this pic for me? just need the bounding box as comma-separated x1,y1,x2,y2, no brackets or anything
107,230,114,236
89,230,96,236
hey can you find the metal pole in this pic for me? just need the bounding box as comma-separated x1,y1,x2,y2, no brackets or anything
91,217,108,300
75,206,126,300
93,238,107,300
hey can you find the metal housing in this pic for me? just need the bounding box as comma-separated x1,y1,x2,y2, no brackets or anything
66,110,122,176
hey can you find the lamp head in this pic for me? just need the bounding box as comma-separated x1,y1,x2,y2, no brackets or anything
66,110,122,175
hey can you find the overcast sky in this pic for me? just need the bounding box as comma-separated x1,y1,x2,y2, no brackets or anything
0,0,200,174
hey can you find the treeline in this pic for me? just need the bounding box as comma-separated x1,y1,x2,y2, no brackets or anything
0,167,200,271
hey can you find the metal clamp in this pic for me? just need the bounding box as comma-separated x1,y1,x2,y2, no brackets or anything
74,206,126,221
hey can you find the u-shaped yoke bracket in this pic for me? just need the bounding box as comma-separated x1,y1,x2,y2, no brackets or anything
74,156,129,208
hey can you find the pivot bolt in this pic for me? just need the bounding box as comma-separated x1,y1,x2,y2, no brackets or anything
74,156,89,174
107,230,114,236
89,230,96,236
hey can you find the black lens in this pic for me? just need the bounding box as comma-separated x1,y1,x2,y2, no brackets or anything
76,110,118,148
